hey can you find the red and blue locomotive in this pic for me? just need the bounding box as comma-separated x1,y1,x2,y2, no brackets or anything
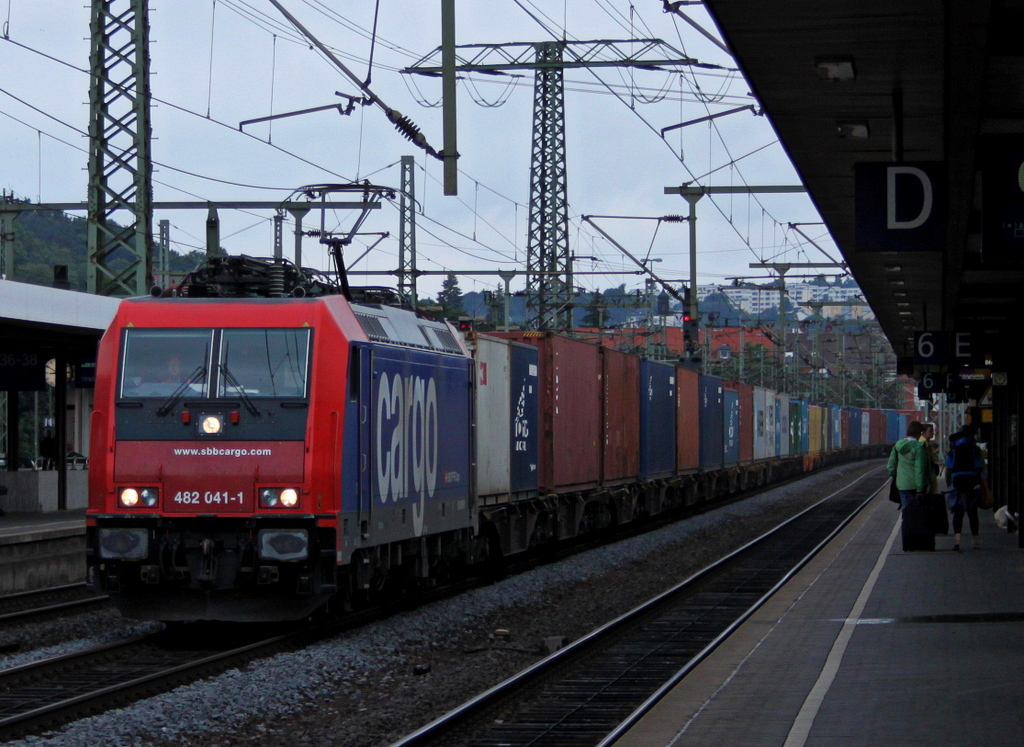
87,257,479,621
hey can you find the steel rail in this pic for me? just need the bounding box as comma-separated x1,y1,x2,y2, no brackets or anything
389,467,887,747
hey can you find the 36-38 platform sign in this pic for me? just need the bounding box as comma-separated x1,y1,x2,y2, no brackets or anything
913,331,982,366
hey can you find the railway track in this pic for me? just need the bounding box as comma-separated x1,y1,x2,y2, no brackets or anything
391,469,889,747
0,468,883,743
0,552,582,741
0,583,108,626
0,622,312,741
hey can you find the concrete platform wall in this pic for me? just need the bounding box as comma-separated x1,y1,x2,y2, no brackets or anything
0,527,86,594
0,470,88,513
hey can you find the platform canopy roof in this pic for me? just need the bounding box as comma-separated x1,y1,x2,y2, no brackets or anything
705,0,1021,373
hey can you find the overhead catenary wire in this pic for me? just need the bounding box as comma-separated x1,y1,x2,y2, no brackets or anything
0,3,839,299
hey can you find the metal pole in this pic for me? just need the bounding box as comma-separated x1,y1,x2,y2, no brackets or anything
739,326,745,381
683,192,702,334
206,206,220,258
1,205,18,279
779,269,787,394
288,207,310,268
158,219,170,288
273,211,284,260
499,270,516,331
55,354,67,511
441,0,458,195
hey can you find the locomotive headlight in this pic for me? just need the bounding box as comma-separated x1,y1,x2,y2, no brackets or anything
259,487,299,508
119,487,159,508
200,414,224,435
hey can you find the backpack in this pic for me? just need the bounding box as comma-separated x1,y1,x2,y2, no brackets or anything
947,435,979,491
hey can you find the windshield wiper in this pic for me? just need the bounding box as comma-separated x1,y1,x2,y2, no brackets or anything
156,365,207,417
219,364,260,416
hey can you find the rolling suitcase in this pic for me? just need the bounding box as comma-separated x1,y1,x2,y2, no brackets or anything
902,494,935,551
926,493,949,535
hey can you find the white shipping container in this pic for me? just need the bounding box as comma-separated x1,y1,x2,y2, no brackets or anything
776,393,790,457
753,386,774,460
473,335,512,501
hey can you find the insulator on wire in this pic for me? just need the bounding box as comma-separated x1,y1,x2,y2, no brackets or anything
386,108,440,158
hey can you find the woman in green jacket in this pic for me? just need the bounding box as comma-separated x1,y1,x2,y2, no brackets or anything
887,421,930,509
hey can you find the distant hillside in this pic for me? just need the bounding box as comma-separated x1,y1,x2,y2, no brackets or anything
7,205,703,329
5,202,204,291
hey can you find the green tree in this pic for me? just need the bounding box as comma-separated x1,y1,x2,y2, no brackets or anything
437,272,464,319
581,290,605,328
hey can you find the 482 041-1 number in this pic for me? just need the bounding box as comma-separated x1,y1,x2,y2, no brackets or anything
173,491,244,505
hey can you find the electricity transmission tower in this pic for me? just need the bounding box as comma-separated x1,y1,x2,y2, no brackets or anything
87,0,153,296
407,39,712,329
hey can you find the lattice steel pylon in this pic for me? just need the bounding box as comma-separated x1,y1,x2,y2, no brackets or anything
398,155,418,307
404,38,712,330
87,0,153,297
526,42,571,330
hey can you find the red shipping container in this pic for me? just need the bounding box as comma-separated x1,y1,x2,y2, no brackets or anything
601,347,640,485
495,333,602,492
868,409,887,445
840,408,851,449
724,381,754,464
675,365,700,472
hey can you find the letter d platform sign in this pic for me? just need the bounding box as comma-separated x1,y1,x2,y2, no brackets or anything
855,162,945,252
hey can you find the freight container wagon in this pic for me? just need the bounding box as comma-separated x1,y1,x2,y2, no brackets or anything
472,334,540,505
675,365,701,473
752,386,775,461
723,387,741,467
600,347,640,485
640,360,676,480
699,374,725,471
776,393,791,457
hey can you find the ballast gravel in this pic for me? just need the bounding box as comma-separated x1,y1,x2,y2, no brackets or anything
2,462,886,747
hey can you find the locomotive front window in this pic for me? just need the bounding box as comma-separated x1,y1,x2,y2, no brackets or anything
218,329,310,398
120,330,213,398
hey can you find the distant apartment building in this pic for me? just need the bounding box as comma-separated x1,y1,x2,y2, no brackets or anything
696,283,874,321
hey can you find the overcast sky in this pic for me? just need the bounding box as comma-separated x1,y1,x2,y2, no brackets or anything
0,1,840,301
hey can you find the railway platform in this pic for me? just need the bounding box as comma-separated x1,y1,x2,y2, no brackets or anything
616,486,1024,747
0,510,86,595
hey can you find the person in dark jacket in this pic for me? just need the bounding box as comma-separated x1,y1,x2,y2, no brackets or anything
945,426,985,551
38,429,57,470
887,421,930,510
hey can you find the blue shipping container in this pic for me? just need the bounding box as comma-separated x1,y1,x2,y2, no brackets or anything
640,360,676,479
699,374,725,471
847,407,864,442
885,409,899,443
509,342,540,495
847,407,862,446
831,405,842,449
723,388,740,466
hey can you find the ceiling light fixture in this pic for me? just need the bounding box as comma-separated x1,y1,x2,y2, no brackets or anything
837,120,870,139
815,56,856,81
